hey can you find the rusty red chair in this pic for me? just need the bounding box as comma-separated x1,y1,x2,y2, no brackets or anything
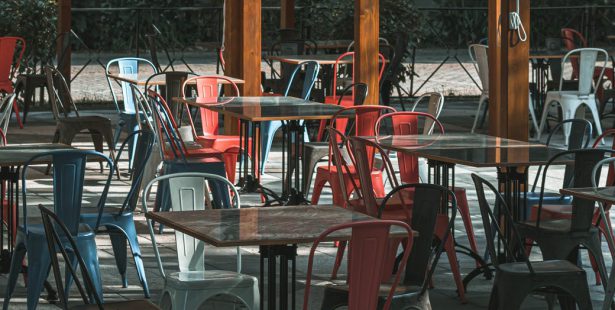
0,37,26,128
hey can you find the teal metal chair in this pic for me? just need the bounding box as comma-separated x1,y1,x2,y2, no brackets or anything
80,129,155,297
2,150,114,310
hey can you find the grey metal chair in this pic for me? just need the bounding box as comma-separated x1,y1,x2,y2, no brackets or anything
44,66,117,173
471,174,592,310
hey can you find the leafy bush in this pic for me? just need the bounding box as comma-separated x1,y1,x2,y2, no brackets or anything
0,0,57,67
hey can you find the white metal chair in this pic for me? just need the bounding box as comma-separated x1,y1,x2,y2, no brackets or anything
408,92,445,183
537,48,608,145
469,44,540,136
142,172,259,310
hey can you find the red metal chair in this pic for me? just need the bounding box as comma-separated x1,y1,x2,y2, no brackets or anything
0,37,26,128
323,52,387,106
303,220,413,310
348,134,468,303
310,105,395,207
374,111,479,263
182,76,251,183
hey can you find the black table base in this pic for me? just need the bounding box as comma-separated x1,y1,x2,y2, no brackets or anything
259,244,298,310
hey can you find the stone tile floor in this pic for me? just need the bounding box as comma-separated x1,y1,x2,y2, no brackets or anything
0,97,613,309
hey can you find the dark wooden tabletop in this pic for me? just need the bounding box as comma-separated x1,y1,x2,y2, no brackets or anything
0,143,75,166
560,187,615,205
146,205,412,247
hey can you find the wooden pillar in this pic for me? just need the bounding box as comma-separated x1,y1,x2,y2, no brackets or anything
354,0,380,105
223,0,262,134
280,0,295,30
57,0,72,84
488,0,530,141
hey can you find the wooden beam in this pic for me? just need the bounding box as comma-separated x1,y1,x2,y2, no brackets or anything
57,0,72,84
488,0,530,141
354,0,380,105
280,0,295,30
223,0,262,134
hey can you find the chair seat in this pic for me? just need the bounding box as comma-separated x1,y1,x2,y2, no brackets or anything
546,91,595,101
166,270,258,290
347,189,414,221
71,299,160,310
529,204,573,221
499,259,584,275
20,222,94,238
196,135,249,153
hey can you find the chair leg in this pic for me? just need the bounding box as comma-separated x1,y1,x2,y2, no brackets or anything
12,99,23,129
471,96,487,133
2,242,26,310
75,238,104,303
117,220,150,298
222,151,239,185
310,172,328,205
537,100,557,142
443,231,466,303
455,188,480,267
108,228,129,287
25,240,52,310
587,101,605,144
331,241,347,280
302,146,328,196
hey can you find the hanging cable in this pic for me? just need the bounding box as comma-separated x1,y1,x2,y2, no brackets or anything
509,0,527,42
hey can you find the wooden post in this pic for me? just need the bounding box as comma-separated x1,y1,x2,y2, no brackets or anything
57,0,72,85
223,0,262,134
280,0,295,30
354,0,380,105
488,0,530,141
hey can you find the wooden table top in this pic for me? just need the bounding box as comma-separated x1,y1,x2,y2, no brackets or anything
173,96,344,122
107,74,245,86
145,205,411,247
0,143,75,166
359,134,569,168
265,54,354,65
560,187,615,205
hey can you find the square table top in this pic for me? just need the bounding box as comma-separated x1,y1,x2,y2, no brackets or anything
560,187,615,205
173,96,344,122
145,205,410,247
107,74,245,86
0,143,76,166
359,133,569,168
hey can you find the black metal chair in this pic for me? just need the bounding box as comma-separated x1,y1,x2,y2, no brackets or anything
471,174,592,310
320,183,455,310
39,206,159,310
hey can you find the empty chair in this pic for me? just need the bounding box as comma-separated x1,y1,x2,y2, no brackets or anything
80,130,155,297
324,52,386,106
259,60,319,173
0,36,26,128
471,174,592,310
3,150,114,310
105,57,158,168
537,48,608,143
45,66,117,169
40,206,160,310
303,220,413,310
142,173,259,310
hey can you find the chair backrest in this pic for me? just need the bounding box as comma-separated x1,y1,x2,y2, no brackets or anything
530,119,593,193
116,130,155,214
471,174,534,272
147,89,190,162
40,206,104,309
410,92,445,134
468,44,489,93
374,112,445,184
45,66,79,119
0,37,26,90
271,39,311,56
534,149,614,232
331,52,387,102
0,94,16,135
105,57,158,114
561,28,587,79
284,60,320,100
182,76,240,137
142,173,240,276
380,183,455,290
559,48,608,96
346,37,391,52
145,71,196,128
22,150,113,234
315,83,369,142
303,220,413,310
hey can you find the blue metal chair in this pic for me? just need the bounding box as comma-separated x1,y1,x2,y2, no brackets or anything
2,150,114,310
80,129,155,298
105,57,158,169
260,60,319,173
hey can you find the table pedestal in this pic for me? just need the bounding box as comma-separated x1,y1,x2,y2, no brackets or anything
259,244,297,310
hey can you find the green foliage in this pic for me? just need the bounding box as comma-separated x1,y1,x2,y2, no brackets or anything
0,0,57,67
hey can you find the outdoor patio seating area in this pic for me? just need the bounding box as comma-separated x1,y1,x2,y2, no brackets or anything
2,1,615,309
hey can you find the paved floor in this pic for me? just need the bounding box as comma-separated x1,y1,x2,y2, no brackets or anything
0,55,611,308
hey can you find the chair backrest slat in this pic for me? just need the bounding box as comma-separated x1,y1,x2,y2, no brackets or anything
469,44,489,93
